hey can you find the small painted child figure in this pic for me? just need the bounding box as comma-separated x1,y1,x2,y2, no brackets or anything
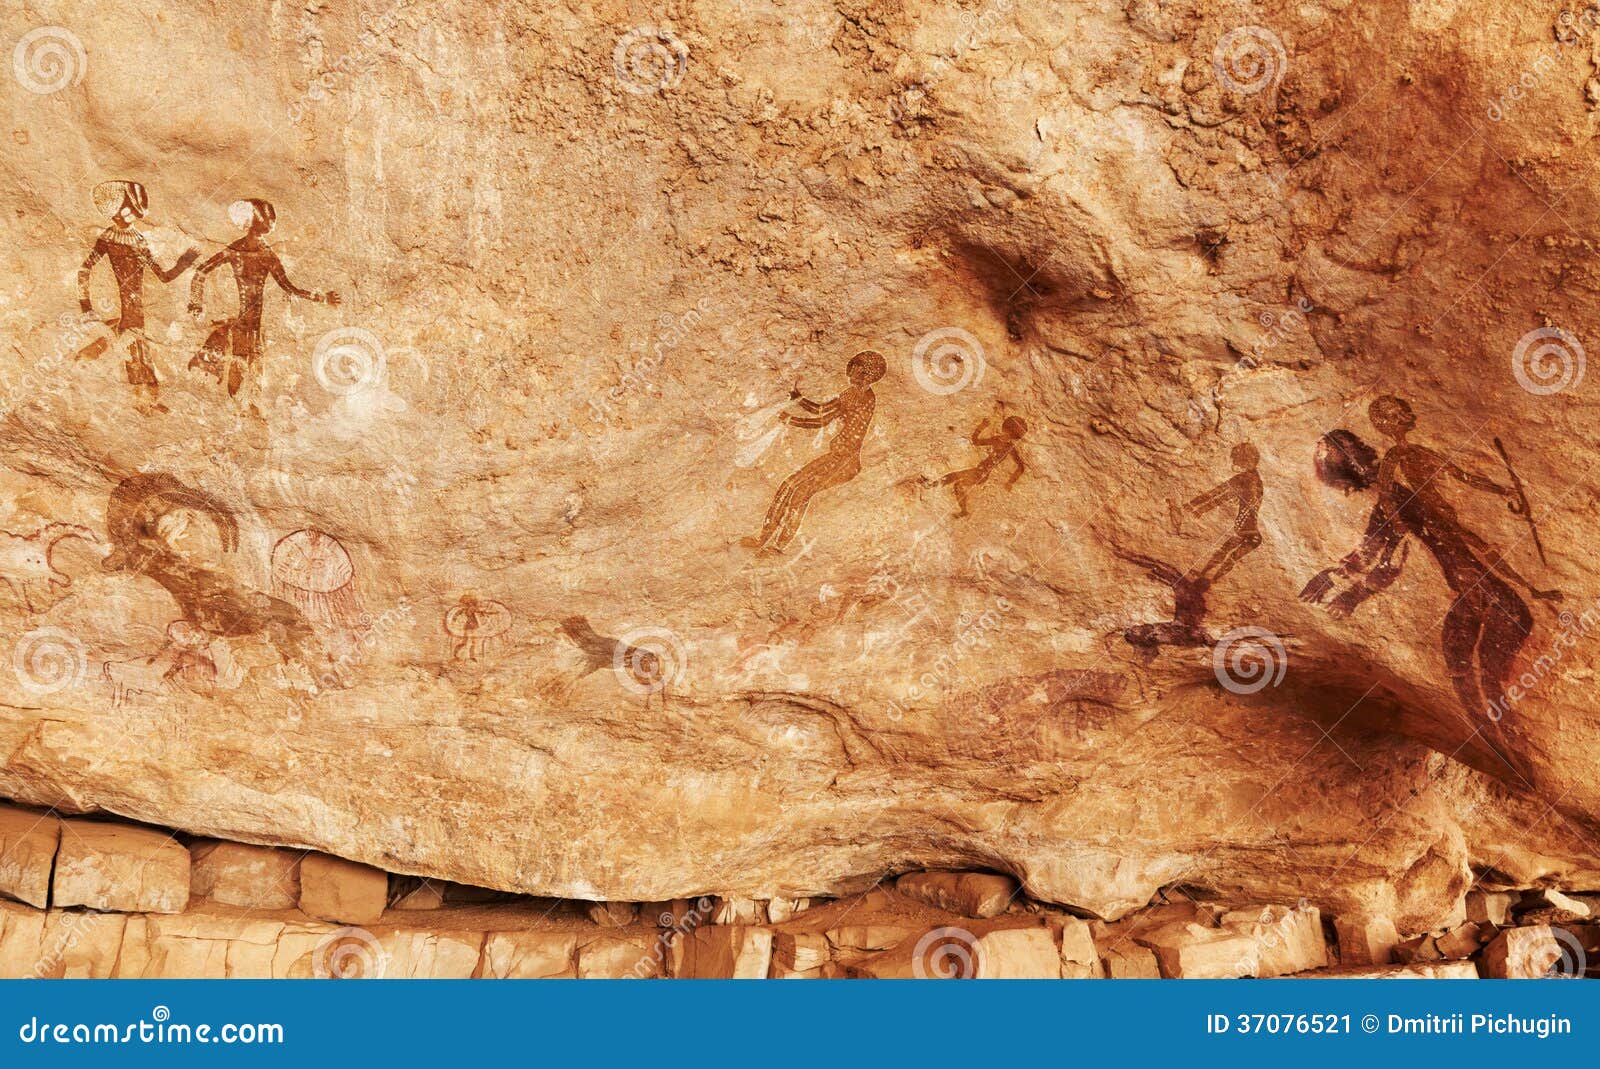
935,415,1027,518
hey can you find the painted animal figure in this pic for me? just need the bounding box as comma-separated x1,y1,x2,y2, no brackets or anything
100,655,173,708
0,523,98,611
103,473,320,672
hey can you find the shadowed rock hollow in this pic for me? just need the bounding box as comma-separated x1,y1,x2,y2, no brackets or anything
2,0,1600,937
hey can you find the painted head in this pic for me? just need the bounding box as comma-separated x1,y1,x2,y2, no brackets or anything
1231,441,1260,470
846,349,887,386
1000,415,1028,439
1314,429,1379,494
228,198,277,237
93,180,148,226
1368,394,1415,440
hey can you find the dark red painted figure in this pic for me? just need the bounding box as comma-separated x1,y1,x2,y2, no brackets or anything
1301,405,1562,719
75,180,198,413
188,199,340,411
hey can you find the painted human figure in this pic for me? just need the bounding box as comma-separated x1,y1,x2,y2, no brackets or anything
1171,442,1263,585
1112,544,1211,659
446,593,510,662
1300,420,1561,719
742,350,886,555
75,181,199,414
187,199,340,412
1367,395,1557,605
935,416,1027,518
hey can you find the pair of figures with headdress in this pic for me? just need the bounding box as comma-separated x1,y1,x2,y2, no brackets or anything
75,180,339,415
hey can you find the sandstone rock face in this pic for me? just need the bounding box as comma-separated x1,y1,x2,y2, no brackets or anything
896,872,1017,919
585,901,641,928
0,805,59,908
672,925,774,979
1101,944,1161,979
1335,914,1399,967
298,854,387,925
1220,903,1327,977
51,821,189,914
579,935,660,979
0,830,1588,979
1316,962,1480,980
1479,925,1565,979
1138,922,1261,979
4,0,1600,937
1465,892,1514,927
479,931,579,979
845,921,1064,979
190,840,301,909
1059,916,1103,978
772,931,831,976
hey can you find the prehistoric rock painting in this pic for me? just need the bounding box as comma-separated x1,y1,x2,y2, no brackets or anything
1112,544,1213,657
1169,442,1263,585
741,350,887,555
1300,397,1563,718
558,615,671,706
445,594,511,661
0,522,98,612
1114,443,1262,657
187,199,341,412
271,529,361,629
74,180,200,414
103,473,319,669
101,621,217,707
930,416,1026,518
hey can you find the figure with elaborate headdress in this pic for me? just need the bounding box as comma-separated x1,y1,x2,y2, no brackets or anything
187,199,341,414
75,180,199,414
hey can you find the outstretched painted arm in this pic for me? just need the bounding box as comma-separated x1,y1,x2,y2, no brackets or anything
1299,503,1407,615
269,254,339,305
1445,458,1510,499
1185,478,1237,516
146,245,199,284
1006,448,1025,488
187,250,227,314
782,395,840,428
